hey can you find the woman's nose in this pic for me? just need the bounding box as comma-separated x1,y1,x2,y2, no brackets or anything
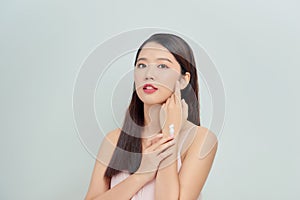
144,65,155,80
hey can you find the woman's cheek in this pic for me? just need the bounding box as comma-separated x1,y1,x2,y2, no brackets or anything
134,71,145,89
156,71,181,92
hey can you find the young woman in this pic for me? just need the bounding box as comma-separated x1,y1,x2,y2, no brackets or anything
85,33,218,200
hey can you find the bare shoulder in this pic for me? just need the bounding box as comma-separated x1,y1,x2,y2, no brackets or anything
187,126,218,158
105,128,122,146
195,126,218,142
96,128,122,164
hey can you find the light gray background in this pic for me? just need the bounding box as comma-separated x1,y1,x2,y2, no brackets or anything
1,0,299,199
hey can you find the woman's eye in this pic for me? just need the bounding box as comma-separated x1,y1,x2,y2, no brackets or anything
136,63,146,68
157,64,169,69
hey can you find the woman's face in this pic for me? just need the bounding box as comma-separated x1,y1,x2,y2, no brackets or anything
134,42,182,105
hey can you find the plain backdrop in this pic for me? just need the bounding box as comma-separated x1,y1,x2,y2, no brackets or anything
0,0,299,199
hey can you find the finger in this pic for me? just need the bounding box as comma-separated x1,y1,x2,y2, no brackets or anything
144,133,163,148
174,80,181,103
150,133,164,145
166,96,170,107
185,99,189,111
161,103,166,114
183,99,188,111
155,139,175,153
181,99,185,111
172,93,176,105
147,136,174,152
148,133,163,142
158,148,173,161
181,99,188,121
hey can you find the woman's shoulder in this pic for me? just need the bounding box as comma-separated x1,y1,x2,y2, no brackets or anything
184,121,218,141
196,126,218,140
105,128,122,146
178,122,218,163
96,128,122,164
186,124,218,158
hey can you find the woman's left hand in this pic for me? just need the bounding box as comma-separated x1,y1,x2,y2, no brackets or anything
159,80,188,139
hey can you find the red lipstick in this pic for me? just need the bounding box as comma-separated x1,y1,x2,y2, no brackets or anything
143,84,158,94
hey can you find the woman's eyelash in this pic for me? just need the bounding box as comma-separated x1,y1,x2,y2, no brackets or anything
157,64,169,69
135,63,169,69
136,63,146,68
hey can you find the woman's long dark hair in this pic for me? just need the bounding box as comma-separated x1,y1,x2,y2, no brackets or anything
104,33,200,178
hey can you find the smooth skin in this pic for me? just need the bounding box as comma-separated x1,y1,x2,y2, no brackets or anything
155,80,218,200
85,42,218,200
85,132,176,200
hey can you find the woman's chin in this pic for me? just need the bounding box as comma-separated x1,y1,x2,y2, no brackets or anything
143,101,162,106
142,99,167,106
137,94,168,105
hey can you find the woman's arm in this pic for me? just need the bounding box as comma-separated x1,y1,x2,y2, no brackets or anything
155,127,218,200
85,128,149,200
87,172,150,200
155,155,180,199
178,127,218,199
85,128,145,200
155,136,180,200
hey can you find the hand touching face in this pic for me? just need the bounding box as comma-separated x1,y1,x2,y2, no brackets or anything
159,80,188,138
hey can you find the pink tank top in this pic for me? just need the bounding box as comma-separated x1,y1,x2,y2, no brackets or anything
110,132,203,199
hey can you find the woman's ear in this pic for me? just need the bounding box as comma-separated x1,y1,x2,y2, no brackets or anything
179,72,191,90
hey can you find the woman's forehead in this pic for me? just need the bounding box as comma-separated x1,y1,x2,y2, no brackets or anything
138,42,176,62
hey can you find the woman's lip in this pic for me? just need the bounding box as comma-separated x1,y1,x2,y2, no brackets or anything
143,88,157,94
143,84,158,94
143,84,158,90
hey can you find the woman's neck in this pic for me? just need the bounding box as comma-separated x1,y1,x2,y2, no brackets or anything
142,103,162,138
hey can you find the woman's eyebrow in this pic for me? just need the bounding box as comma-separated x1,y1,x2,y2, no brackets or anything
137,57,147,62
137,57,173,63
156,58,173,63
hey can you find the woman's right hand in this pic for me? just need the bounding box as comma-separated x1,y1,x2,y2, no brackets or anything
135,133,175,182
